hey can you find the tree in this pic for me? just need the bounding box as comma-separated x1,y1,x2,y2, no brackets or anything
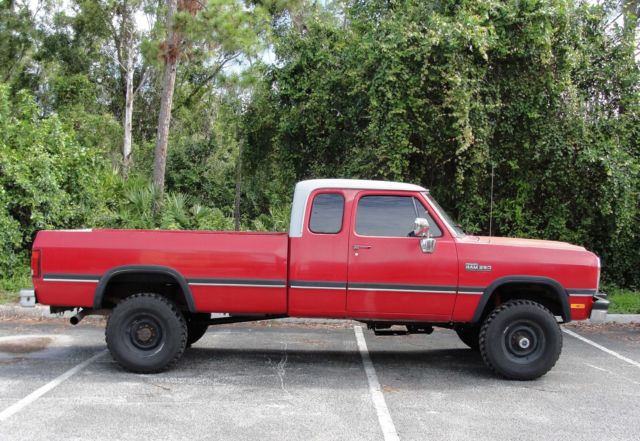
153,0,180,212
151,0,272,212
112,0,152,177
122,1,136,176
0,0,37,85
91,0,156,176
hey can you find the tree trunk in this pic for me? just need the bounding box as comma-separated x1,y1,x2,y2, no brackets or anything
152,0,179,214
122,27,134,178
233,137,243,231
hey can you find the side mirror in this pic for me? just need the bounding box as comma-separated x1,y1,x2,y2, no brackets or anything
420,237,436,254
413,217,430,238
414,217,436,254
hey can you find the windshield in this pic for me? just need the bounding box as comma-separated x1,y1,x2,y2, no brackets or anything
423,192,466,237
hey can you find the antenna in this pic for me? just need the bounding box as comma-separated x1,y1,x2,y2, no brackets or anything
489,163,495,238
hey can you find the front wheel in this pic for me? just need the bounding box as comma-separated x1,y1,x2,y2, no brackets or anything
479,300,562,380
105,293,187,373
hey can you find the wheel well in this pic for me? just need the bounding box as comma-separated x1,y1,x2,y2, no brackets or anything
476,282,567,323
98,272,191,311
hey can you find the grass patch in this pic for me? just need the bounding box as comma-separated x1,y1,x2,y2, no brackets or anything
0,290,19,304
603,284,640,314
0,268,30,305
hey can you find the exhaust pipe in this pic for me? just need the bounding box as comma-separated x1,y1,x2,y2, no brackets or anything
70,308,108,325
70,309,89,325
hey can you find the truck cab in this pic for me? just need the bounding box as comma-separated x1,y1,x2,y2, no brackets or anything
288,179,459,321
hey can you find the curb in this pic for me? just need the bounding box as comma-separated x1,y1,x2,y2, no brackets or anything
589,314,640,324
0,303,638,324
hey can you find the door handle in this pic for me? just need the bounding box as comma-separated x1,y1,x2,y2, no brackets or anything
352,245,372,251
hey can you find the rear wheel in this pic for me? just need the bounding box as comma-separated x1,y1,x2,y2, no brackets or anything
455,326,480,351
105,293,187,373
479,300,562,380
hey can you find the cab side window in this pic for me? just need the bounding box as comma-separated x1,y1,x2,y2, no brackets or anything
309,193,344,234
356,195,442,237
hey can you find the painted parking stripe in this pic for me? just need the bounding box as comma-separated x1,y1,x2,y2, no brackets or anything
562,328,640,369
0,349,107,422
353,326,400,441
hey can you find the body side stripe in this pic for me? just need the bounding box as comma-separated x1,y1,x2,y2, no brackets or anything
187,278,286,288
43,274,101,283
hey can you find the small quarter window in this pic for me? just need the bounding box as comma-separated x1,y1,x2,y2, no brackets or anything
309,193,344,234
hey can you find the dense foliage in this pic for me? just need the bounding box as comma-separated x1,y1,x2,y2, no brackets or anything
244,0,640,287
0,0,638,289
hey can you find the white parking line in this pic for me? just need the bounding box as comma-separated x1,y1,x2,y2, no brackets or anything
354,326,400,441
563,328,640,369
0,349,107,422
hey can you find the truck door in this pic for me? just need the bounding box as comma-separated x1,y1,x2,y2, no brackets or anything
288,190,351,317
346,191,458,321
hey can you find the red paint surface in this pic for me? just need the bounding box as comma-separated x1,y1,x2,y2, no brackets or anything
345,190,458,321
287,189,353,317
34,230,288,313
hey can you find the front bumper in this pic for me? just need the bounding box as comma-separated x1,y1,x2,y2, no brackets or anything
590,293,609,323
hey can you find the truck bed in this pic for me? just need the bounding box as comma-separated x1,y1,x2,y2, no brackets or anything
33,229,289,313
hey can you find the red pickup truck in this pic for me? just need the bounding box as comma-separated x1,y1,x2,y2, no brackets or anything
21,179,607,380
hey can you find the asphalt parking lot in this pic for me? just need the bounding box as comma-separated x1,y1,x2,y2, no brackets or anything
0,318,638,441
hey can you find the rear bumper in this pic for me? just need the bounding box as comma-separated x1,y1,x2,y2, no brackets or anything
590,293,609,322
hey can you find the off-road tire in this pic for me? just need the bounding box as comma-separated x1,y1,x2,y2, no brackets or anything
106,293,187,373
185,313,210,347
479,300,562,380
456,326,480,351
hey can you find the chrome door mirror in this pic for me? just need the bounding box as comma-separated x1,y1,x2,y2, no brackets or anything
414,217,430,238
420,238,436,254
414,217,436,253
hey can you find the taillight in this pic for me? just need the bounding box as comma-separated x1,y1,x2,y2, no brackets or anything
31,249,41,278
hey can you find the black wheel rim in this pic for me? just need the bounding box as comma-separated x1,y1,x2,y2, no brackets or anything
125,314,165,355
501,320,545,364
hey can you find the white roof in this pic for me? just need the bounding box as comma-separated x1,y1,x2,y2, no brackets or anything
289,179,427,237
